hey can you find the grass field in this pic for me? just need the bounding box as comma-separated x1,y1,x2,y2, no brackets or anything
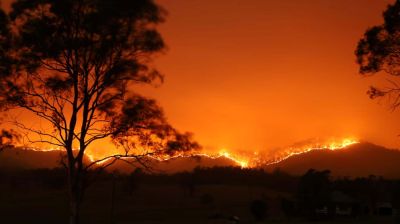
0,180,396,224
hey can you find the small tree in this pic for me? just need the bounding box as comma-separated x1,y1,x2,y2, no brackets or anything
0,129,18,151
297,169,331,217
0,0,199,223
355,0,400,109
0,4,18,152
250,199,268,222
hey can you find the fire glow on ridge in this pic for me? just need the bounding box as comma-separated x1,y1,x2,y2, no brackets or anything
23,138,359,169
265,138,359,166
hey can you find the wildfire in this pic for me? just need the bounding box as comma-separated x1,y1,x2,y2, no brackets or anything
218,150,249,168
265,138,359,166
150,150,250,168
19,138,359,169
145,138,359,168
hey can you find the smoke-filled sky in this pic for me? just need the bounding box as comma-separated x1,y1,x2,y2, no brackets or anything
4,0,400,155
143,0,400,152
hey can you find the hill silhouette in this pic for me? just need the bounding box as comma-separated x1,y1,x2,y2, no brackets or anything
0,148,64,170
2,142,400,178
0,148,94,170
0,147,238,173
264,142,400,179
105,155,238,173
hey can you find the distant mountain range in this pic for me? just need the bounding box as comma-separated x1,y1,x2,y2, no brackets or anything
0,147,238,172
1,142,400,178
0,148,65,170
105,155,238,173
264,142,400,178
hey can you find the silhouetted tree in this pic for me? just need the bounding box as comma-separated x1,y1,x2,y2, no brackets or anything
0,1,200,223
250,199,268,222
0,7,17,152
0,129,18,151
179,171,197,197
123,168,143,195
200,193,214,206
356,0,400,109
297,169,331,217
281,197,296,219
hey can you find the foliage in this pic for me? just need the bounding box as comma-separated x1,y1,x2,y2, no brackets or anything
356,0,400,109
0,129,18,151
250,199,268,221
297,169,331,216
0,0,200,222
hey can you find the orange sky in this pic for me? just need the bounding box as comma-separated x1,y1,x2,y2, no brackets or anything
137,0,400,152
3,0,400,156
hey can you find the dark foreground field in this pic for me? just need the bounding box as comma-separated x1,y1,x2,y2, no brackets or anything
0,184,395,223
0,170,397,224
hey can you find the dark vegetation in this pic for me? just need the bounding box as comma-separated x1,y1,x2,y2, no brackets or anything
0,0,199,223
0,166,399,223
0,129,18,151
356,0,400,109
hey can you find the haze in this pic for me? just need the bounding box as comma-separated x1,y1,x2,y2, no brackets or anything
146,0,400,152
4,0,400,155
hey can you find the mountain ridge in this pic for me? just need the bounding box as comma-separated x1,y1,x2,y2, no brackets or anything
264,142,400,178
1,142,400,178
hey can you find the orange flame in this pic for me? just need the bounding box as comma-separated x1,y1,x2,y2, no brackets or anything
21,138,359,169
265,138,359,165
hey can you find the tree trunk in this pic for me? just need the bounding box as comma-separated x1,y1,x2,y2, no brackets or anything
68,167,84,224
109,174,116,224
69,196,80,224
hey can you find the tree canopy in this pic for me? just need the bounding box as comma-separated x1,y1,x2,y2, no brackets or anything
0,1,199,222
356,0,400,108
0,0,199,166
